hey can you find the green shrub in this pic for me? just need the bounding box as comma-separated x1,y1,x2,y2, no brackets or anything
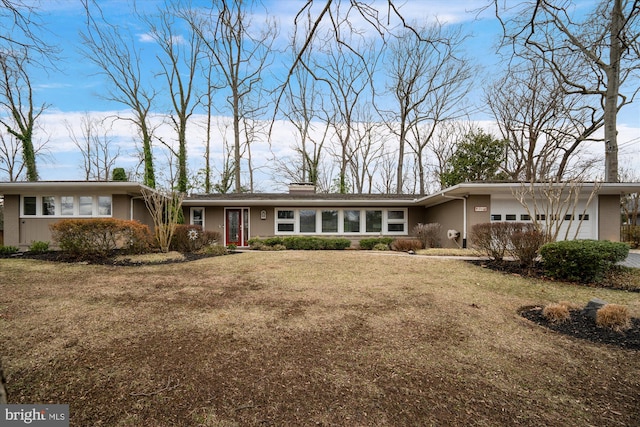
359,237,394,250
50,218,153,257
391,238,423,252
0,245,18,255
170,225,220,253
250,236,350,250
539,240,629,283
28,241,50,253
373,243,389,251
200,245,229,256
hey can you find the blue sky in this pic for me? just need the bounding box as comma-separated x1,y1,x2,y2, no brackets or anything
4,0,640,189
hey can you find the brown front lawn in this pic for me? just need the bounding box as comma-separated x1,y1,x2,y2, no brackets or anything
1,251,639,426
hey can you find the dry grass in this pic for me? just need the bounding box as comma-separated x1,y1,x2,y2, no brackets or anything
542,303,571,323
597,304,632,332
1,251,639,426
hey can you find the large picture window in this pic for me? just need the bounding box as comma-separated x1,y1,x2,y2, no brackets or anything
365,210,382,233
299,209,316,233
20,195,112,217
274,208,407,236
322,210,338,233
343,210,360,233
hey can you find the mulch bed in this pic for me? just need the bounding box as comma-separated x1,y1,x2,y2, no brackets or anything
467,259,640,350
520,306,640,350
4,250,218,266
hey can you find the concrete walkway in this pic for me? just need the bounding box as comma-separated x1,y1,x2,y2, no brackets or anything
619,249,640,268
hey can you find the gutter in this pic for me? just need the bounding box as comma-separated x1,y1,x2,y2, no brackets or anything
441,192,468,248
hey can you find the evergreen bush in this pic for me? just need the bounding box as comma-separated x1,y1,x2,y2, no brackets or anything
539,240,629,283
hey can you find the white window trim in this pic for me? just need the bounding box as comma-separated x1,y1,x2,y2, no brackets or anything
274,208,407,236
20,195,113,218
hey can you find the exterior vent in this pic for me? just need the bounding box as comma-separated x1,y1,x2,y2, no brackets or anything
288,182,316,194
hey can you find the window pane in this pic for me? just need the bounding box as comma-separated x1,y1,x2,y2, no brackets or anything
278,223,294,232
505,214,516,221
388,210,404,220
79,196,93,215
343,210,360,233
365,210,382,233
322,210,338,233
61,196,74,215
299,209,316,232
192,208,204,226
520,214,530,221
388,223,404,232
278,210,294,219
42,196,56,215
98,196,111,215
23,196,36,215
491,214,502,221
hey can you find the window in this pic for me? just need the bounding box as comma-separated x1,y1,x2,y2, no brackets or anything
565,214,574,220
191,207,204,227
79,196,93,216
505,214,516,221
98,196,112,216
299,209,316,233
536,214,546,221
278,210,294,219
276,209,295,233
274,208,407,236
61,196,74,215
365,210,382,233
343,210,360,233
520,214,531,221
321,210,338,233
23,196,36,215
491,214,502,221
579,214,589,220
42,196,56,215
387,210,405,232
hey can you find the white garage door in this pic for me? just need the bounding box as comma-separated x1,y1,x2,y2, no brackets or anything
490,195,597,241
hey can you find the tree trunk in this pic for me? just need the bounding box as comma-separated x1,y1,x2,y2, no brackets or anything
605,0,622,183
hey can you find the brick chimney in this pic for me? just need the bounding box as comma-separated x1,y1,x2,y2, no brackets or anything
288,182,316,194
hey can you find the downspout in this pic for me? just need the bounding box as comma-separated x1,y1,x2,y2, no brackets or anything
441,193,468,248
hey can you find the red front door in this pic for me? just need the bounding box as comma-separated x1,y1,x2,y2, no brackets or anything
226,208,250,246
226,209,242,246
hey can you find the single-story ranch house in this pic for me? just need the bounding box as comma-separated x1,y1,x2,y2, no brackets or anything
1,181,638,249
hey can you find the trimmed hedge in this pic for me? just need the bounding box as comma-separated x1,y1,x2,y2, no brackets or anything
249,236,351,250
539,239,629,283
358,237,394,250
50,218,153,256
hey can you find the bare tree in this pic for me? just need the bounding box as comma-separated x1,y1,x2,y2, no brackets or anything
275,40,330,188
309,31,377,194
0,51,46,181
513,180,601,242
144,2,203,193
495,0,640,182
81,0,157,188
486,59,603,181
66,113,120,181
188,0,277,193
384,23,473,194
141,188,183,253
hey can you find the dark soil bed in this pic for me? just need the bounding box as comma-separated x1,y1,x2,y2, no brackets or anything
4,250,221,266
520,306,640,350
